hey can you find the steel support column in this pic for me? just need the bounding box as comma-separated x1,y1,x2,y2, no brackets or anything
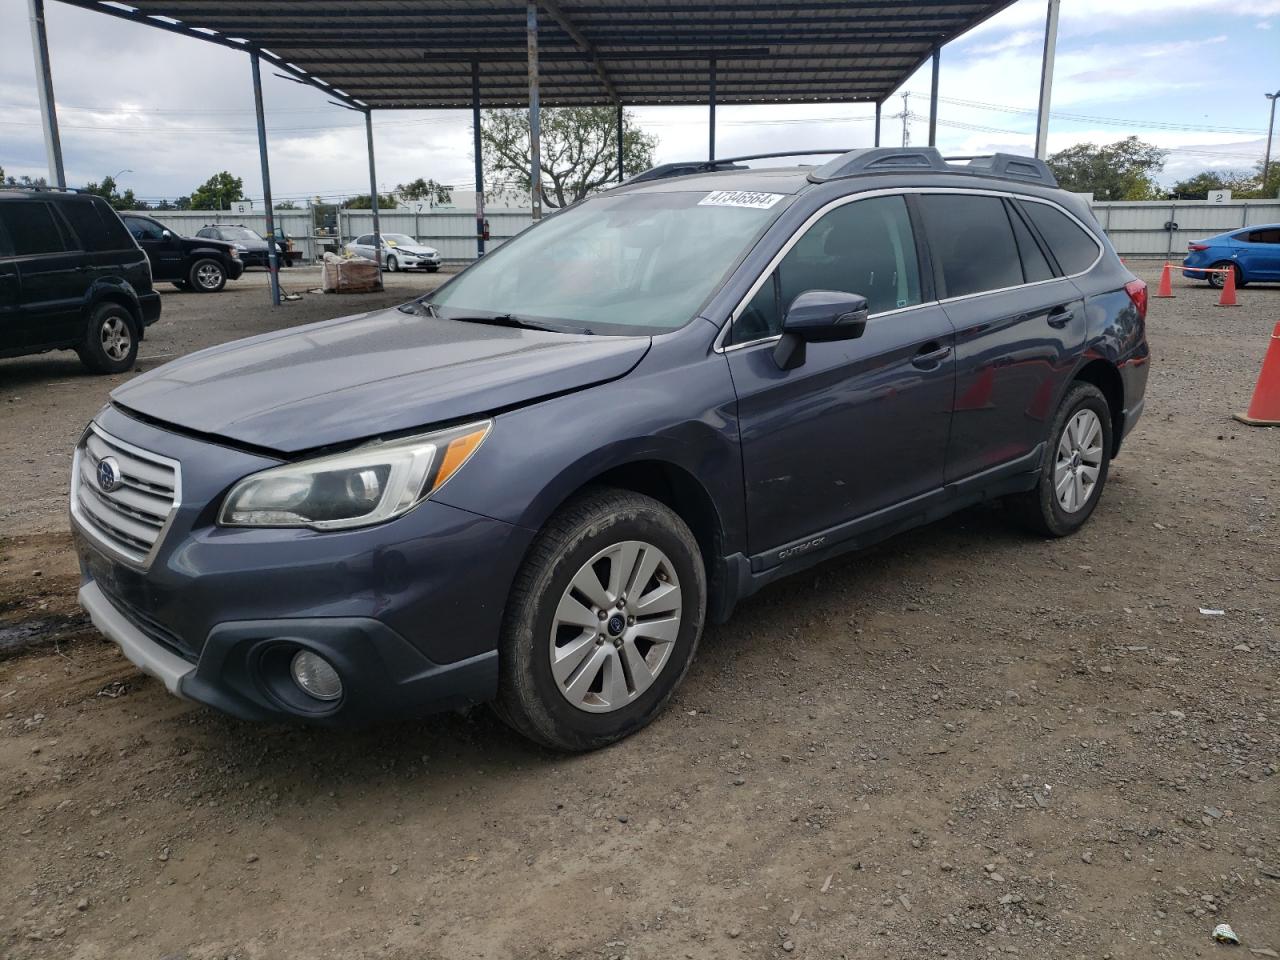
249,51,281,306
1034,0,1061,160
472,60,486,257
874,100,882,147
364,108,383,285
617,102,625,182
527,1,542,221
27,0,65,188
708,58,717,161
928,46,940,148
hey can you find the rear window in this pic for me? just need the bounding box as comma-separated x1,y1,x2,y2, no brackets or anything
917,194,1023,299
0,200,67,256
58,198,135,251
1018,200,1100,275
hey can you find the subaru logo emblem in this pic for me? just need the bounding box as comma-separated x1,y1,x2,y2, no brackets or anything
96,456,123,494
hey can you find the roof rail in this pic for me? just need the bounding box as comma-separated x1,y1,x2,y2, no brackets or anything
0,184,84,194
628,149,855,185
809,147,1058,187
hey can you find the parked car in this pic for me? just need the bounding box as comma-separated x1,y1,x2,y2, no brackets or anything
120,214,243,293
194,224,281,268
71,148,1149,750
1183,223,1280,288
344,233,442,272
1,188,160,373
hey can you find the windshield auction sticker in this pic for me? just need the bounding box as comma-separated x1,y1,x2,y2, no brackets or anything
698,190,786,209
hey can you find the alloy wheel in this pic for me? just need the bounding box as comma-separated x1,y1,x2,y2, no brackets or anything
549,540,682,713
100,315,132,361
1054,408,1104,513
196,263,223,289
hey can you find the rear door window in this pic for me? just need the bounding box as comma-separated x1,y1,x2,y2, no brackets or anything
1017,200,1101,275
731,194,923,344
0,200,67,256
917,194,1022,298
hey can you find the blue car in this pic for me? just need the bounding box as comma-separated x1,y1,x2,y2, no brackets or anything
1183,224,1280,288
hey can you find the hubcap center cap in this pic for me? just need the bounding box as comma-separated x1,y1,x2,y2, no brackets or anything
606,614,626,637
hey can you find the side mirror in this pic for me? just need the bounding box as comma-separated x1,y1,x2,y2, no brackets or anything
161,229,172,241
774,290,869,370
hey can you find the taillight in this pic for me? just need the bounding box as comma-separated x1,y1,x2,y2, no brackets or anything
1187,243,1209,252
1124,278,1148,319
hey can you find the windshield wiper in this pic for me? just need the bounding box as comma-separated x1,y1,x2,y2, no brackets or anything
450,313,593,335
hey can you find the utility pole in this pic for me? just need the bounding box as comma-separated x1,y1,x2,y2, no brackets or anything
893,92,911,148
1264,90,1280,196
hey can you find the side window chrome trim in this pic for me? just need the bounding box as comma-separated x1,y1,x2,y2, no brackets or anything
714,186,1104,354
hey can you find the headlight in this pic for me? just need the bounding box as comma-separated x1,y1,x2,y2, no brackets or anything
235,243,248,251
229,247,241,260
218,421,491,529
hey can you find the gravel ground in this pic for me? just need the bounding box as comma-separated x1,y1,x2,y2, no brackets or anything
0,262,1277,960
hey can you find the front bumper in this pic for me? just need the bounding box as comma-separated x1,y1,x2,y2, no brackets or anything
226,258,245,281
72,404,534,725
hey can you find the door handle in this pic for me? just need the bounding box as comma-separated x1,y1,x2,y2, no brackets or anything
1046,305,1075,329
911,342,952,369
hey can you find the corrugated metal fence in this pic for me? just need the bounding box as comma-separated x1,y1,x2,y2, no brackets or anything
134,200,1280,265
1093,200,1280,259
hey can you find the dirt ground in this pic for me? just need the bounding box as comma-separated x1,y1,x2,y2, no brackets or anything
1,263,1277,960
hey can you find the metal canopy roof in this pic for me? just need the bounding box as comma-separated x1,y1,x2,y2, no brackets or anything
60,0,1018,110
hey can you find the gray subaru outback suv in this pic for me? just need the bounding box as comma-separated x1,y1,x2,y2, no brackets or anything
71,147,1149,751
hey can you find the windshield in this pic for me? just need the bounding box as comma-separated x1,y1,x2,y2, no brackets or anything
221,227,262,241
428,189,790,334
384,234,416,245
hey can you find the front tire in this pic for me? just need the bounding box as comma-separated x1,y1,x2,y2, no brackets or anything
386,255,399,273
1007,381,1113,537
493,488,707,751
189,258,226,293
76,302,138,374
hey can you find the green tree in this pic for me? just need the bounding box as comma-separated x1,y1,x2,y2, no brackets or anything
82,174,143,210
341,192,397,209
481,106,657,209
1,166,48,188
1047,137,1167,200
274,200,300,210
395,177,454,206
189,172,245,210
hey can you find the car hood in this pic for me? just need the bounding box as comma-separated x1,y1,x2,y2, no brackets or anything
111,306,651,453
392,244,438,256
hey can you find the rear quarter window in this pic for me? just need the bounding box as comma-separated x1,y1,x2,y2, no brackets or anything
1018,200,1101,276
57,198,135,252
0,200,67,256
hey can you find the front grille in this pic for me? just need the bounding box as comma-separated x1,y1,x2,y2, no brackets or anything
72,425,181,567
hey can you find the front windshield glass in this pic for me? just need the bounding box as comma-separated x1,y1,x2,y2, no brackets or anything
384,234,415,245
428,189,791,334
221,227,262,241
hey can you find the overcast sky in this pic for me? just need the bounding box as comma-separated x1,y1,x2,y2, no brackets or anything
1,0,1277,204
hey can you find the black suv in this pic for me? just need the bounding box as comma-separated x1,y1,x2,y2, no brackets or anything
120,214,244,293
194,224,281,268
0,189,160,373
72,149,1149,750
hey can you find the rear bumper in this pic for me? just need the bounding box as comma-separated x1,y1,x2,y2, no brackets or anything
138,291,162,327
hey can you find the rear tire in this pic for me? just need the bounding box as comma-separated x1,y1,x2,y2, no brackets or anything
76,302,138,374
493,488,706,752
189,258,226,293
1007,381,1113,537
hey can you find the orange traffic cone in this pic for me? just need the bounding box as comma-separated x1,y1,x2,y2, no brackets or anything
1216,265,1239,307
1155,263,1174,298
1233,322,1280,426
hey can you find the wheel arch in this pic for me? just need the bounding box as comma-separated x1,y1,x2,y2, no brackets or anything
523,457,729,622
85,285,143,337
1071,358,1124,456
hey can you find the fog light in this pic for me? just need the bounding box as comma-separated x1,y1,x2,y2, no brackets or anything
290,650,343,701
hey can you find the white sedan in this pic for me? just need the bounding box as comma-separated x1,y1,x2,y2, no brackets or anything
343,233,442,272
